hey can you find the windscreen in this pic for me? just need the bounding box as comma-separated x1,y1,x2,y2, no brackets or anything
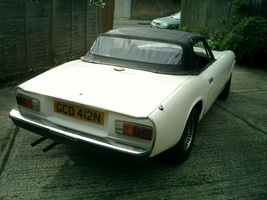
170,12,181,20
88,36,183,65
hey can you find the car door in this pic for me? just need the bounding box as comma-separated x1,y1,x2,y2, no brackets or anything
193,38,228,112
201,60,228,111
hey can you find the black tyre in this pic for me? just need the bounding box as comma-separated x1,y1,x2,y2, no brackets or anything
167,108,198,164
218,75,232,100
171,26,179,30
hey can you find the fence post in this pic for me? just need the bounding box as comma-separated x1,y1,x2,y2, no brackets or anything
24,0,28,72
180,0,185,28
100,0,115,33
71,0,73,59
51,0,56,66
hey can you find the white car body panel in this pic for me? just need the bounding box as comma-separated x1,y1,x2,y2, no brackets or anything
19,60,189,118
149,50,235,156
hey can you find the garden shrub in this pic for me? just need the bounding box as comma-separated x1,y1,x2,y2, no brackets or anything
220,16,267,69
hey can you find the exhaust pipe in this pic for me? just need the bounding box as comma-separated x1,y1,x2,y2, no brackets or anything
31,137,46,147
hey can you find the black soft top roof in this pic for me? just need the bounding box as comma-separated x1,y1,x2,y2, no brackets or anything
84,27,205,75
102,27,203,47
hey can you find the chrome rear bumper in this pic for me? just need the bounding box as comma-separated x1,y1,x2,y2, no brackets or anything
9,108,150,164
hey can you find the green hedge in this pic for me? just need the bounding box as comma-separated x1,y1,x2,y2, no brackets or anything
220,16,267,69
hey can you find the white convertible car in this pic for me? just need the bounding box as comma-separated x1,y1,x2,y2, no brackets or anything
10,27,235,164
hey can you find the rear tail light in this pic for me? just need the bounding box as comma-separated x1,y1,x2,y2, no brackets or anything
115,120,152,140
16,93,40,111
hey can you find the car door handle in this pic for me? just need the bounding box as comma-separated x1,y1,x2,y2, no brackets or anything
208,77,214,84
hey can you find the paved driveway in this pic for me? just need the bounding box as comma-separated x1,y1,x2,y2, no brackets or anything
0,65,266,199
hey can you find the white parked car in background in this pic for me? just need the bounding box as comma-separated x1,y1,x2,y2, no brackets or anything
151,11,181,29
10,27,235,164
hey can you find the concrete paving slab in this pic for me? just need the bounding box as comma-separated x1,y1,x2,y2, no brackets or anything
217,65,267,134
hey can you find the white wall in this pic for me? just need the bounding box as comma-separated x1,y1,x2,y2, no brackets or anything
114,0,131,19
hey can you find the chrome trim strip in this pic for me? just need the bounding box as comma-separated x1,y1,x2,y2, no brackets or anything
10,108,150,156
148,116,157,156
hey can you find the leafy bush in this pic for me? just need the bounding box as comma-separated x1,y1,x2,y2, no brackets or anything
180,26,209,38
220,16,267,69
208,29,228,50
208,14,241,50
88,0,105,7
180,0,266,69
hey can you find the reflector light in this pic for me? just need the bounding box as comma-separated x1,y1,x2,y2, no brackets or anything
16,93,40,111
134,126,142,138
142,128,152,140
115,120,152,140
25,97,32,108
123,123,134,137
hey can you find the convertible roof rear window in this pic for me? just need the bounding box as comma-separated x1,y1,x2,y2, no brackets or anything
83,27,205,75
89,36,183,65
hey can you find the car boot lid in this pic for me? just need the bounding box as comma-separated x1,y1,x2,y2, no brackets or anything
18,60,190,118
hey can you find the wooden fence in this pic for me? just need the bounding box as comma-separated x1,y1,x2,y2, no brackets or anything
0,0,104,83
181,0,267,32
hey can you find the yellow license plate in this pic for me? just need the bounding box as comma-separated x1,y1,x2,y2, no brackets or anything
54,101,104,126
